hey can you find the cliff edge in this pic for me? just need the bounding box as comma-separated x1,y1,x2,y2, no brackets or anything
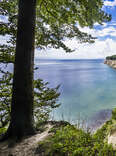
104,55,116,69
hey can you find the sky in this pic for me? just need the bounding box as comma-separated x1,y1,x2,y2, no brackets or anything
0,0,116,59
36,0,116,59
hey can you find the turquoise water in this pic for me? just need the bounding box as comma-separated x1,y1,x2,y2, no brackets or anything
35,59,116,124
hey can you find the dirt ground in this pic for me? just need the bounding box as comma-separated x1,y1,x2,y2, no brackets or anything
0,124,52,156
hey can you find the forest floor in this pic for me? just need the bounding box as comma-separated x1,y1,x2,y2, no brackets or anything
0,124,53,156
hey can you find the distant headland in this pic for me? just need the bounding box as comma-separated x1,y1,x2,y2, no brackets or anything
104,55,116,69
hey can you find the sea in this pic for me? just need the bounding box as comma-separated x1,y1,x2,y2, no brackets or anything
35,59,116,129
2,59,116,130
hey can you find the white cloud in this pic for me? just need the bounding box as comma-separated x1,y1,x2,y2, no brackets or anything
104,0,116,7
0,12,116,60
35,38,116,59
78,25,116,38
35,19,116,59
0,15,8,23
0,35,10,45
109,21,116,26
97,27,116,37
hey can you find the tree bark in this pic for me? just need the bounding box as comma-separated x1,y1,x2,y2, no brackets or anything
6,0,36,139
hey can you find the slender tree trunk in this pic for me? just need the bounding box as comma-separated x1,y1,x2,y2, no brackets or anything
6,0,36,139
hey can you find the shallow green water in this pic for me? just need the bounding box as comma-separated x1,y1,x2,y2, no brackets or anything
35,59,116,125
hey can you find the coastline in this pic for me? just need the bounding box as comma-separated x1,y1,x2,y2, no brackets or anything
104,60,116,69
88,109,112,133
104,55,116,69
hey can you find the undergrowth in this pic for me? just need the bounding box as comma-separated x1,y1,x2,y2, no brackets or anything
1,108,116,155
35,122,116,156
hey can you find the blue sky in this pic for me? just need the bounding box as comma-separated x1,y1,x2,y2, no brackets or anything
37,0,116,59
0,0,116,59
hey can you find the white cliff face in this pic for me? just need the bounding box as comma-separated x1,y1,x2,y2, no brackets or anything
104,60,116,69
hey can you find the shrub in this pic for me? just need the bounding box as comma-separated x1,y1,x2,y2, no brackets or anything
112,108,116,120
37,124,116,156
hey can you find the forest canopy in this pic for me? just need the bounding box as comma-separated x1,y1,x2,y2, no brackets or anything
0,0,111,64
106,55,116,60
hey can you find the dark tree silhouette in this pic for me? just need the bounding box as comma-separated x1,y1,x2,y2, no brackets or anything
6,0,36,139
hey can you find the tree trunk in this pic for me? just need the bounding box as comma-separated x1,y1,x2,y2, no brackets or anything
6,0,36,139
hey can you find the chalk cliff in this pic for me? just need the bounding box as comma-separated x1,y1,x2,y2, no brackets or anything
104,60,116,69
104,55,116,69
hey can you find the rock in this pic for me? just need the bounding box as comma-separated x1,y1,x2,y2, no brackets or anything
108,130,116,149
104,59,116,69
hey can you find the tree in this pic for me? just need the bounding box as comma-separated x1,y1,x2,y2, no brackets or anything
0,0,111,62
0,71,60,129
0,0,111,139
2,0,37,139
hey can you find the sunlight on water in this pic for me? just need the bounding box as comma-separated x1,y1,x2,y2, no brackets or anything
2,59,115,128
35,59,116,126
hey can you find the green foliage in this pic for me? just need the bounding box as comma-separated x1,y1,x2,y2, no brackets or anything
0,71,60,129
0,127,7,135
0,0,111,63
93,124,109,143
112,108,116,120
34,79,60,127
0,71,12,128
108,109,116,136
36,124,116,156
50,125,93,155
106,55,116,60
